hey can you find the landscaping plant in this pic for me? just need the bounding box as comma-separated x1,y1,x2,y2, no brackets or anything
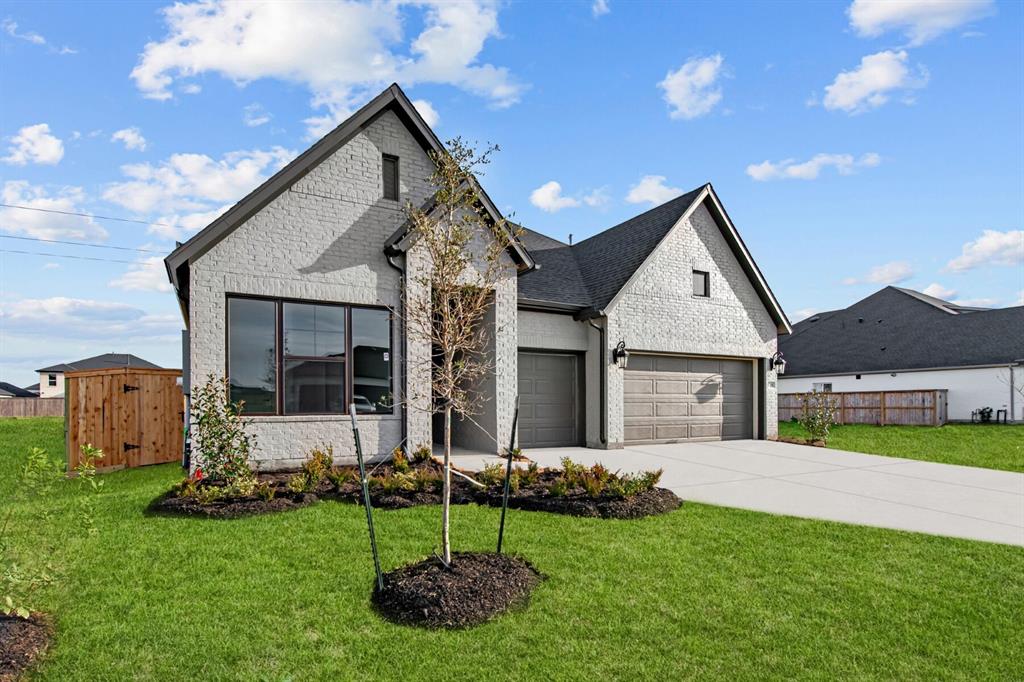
401,138,519,565
797,389,839,444
190,374,257,484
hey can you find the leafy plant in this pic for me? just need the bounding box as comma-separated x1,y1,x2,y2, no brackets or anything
255,480,275,502
392,447,410,473
327,468,356,488
2,445,104,619
477,462,506,487
549,478,569,497
287,473,313,495
519,461,541,486
302,446,333,484
410,445,433,464
797,390,839,444
191,374,257,484
412,468,441,493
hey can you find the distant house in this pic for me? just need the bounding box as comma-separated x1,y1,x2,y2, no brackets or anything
0,382,37,398
36,353,162,398
23,383,40,396
778,287,1024,422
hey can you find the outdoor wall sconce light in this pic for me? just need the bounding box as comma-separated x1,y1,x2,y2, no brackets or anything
769,351,786,375
612,341,629,367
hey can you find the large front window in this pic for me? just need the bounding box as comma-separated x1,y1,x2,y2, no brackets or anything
227,296,392,415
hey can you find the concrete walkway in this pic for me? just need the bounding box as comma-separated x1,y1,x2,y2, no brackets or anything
453,440,1024,546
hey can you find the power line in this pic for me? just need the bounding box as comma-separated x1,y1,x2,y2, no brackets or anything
0,203,183,229
0,234,161,253
0,248,140,265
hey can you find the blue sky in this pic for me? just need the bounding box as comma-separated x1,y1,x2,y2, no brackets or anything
1,0,1021,386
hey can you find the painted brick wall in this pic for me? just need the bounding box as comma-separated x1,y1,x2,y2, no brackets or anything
189,110,436,469
605,201,780,445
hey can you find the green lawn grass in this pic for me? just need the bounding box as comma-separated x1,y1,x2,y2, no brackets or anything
4,417,1024,680
778,421,1024,473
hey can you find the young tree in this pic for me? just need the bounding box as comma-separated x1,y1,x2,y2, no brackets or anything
402,138,517,564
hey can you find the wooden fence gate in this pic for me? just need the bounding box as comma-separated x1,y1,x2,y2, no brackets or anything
66,367,184,472
779,389,948,426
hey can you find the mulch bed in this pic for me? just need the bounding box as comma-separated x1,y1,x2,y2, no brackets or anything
774,436,826,447
373,552,543,628
0,614,50,681
149,457,681,521
147,489,317,519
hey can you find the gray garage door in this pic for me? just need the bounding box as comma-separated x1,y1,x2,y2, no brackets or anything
518,352,580,448
624,355,753,444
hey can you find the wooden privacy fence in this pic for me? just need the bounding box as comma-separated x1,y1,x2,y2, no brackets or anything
0,397,64,418
779,389,948,426
66,367,185,472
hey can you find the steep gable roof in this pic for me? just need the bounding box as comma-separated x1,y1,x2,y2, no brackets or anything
517,184,791,333
37,353,161,373
780,286,1023,375
165,83,532,318
0,381,37,397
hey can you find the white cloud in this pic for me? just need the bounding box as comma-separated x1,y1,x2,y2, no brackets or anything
2,123,64,165
582,187,610,208
746,152,880,181
181,83,202,95
792,308,819,322
130,0,523,137
1,18,76,53
1014,291,1024,306
102,146,294,214
823,50,928,114
109,256,173,292
945,229,1024,272
848,0,994,47
592,0,610,17
951,297,997,307
658,54,725,120
42,262,61,270
922,283,956,299
411,99,440,128
842,261,914,285
626,175,683,205
0,181,107,241
0,297,179,340
151,203,233,241
111,127,147,151
530,181,579,213
242,103,271,127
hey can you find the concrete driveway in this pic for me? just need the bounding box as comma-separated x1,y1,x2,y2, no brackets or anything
509,440,1024,546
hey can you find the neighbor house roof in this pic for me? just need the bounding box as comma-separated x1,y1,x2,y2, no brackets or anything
517,184,791,333
166,83,533,321
0,382,37,397
780,286,1023,376
37,353,161,374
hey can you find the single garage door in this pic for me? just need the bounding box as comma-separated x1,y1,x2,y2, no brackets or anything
518,352,581,448
624,355,753,444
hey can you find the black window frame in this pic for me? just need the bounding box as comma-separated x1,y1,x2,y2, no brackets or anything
225,294,394,417
382,153,400,201
692,269,710,298
47,373,57,386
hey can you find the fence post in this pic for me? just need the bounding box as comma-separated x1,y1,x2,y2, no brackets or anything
350,404,384,591
880,391,887,426
497,396,520,555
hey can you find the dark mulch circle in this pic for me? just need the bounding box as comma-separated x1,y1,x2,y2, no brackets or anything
475,485,682,519
0,614,50,681
373,552,543,629
146,489,317,519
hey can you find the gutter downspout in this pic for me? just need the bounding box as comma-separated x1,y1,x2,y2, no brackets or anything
385,252,408,449
585,315,607,447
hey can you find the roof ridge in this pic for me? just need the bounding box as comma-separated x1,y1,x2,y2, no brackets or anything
572,184,707,249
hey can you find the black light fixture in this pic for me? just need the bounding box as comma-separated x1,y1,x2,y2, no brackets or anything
612,341,629,367
769,350,786,375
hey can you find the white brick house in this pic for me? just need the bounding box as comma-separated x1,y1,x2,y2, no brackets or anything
165,84,790,469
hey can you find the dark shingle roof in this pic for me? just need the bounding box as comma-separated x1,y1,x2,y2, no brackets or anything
517,187,705,311
37,353,161,374
0,382,37,397
780,287,1024,375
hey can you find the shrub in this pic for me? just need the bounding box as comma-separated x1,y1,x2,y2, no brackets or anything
477,462,506,487
580,474,605,498
797,390,839,444
549,478,569,497
255,480,275,501
519,461,541,486
287,473,313,495
327,468,356,488
392,447,410,473
302,446,333,484
191,374,256,484
410,445,433,464
560,458,587,488
606,469,663,498
412,468,441,493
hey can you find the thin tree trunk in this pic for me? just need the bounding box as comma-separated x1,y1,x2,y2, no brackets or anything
442,404,452,565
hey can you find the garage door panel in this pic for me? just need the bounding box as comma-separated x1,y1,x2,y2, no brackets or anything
624,355,753,444
518,352,580,448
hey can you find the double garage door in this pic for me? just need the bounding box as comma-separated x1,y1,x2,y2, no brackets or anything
624,355,753,444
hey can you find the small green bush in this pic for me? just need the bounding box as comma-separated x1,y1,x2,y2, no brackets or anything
327,468,356,488
191,374,256,484
392,447,410,473
798,390,839,444
549,478,569,497
412,468,441,493
410,445,433,464
287,473,313,494
478,462,506,486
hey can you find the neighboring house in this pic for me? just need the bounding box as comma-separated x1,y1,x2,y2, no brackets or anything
23,383,40,396
36,353,162,398
778,287,1024,421
165,83,790,469
0,382,37,398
